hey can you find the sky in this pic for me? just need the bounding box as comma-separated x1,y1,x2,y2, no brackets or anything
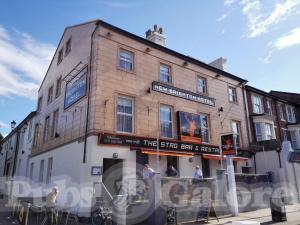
0,0,300,136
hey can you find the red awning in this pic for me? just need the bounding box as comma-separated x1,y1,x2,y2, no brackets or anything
202,154,248,161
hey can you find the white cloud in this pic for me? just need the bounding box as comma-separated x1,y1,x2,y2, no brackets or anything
262,26,300,63
0,121,10,129
0,25,55,100
245,0,300,38
217,14,228,22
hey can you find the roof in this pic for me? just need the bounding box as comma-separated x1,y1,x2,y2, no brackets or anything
270,91,300,105
97,20,248,83
39,19,247,92
0,111,36,145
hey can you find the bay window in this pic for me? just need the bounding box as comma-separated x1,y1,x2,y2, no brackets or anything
286,105,296,123
231,121,241,147
265,123,272,140
255,123,263,142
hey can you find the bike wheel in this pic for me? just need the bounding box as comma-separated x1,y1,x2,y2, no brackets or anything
91,210,104,225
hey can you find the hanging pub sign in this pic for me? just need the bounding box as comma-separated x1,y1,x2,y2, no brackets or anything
152,81,215,107
221,134,237,155
177,111,202,143
64,67,88,109
98,133,220,155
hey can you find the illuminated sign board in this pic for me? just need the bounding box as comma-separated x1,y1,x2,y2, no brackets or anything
177,111,202,143
64,67,87,109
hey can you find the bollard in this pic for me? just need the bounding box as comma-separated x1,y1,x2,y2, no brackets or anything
112,195,127,225
24,203,31,225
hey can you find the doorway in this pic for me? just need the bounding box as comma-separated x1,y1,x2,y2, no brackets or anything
201,157,210,178
167,156,178,170
102,158,123,196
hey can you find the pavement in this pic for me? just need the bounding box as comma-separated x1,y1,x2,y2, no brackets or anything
0,196,300,225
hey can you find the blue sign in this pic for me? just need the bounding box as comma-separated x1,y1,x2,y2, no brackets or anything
64,67,87,109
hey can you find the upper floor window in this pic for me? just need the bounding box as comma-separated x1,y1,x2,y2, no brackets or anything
255,123,263,142
200,114,210,143
266,100,272,115
51,109,59,138
33,123,40,147
290,130,297,149
231,121,241,148
265,123,273,140
47,86,54,104
252,95,264,114
160,105,173,138
278,103,286,121
119,49,134,71
57,48,63,64
43,116,50,142
37,96,43,112
55,76,62,98
65,38,71,56
160,64,171,83
197,77,207,94
117,97,133,133
27,121,32,141
286,105,296,123
39,160,44,183
46,157,53,184
228,87,237,103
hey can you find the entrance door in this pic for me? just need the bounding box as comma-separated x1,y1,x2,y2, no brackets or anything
136,151,148,179
102,158,123,196
201,157,210,178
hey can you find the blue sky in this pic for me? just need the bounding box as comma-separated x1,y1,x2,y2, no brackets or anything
1,0,300,136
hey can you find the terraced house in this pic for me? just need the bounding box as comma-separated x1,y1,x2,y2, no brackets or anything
1,20,253,216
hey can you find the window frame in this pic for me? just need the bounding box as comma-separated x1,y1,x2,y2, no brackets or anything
228,86,237,103
160,105,174,139
65,37,72,56
196,76,207,95
266,99,273,116
33,123,40,147
37,96,43,112
55,76,62,98
265,123,273,140
46,157,53,184
43,115,50,143
252,94,264,114
286,105,296,123
51,109,59,138
199,113,210,143
231,120,242,148
57,48,64,64
47,85,54,104
118,48,134,72
116,96,134,134
278,103,286,121
159,63,172,84
39,160,44,183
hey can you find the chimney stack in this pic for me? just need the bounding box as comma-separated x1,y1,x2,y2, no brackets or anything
209,57,228,71
145,25,166,46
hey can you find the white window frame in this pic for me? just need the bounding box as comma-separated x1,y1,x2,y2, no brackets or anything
159,64,171,83
265,123,273,140
160,105,173,138
39,160,44,183
266,100,272,115
231,120,241,147
200,113,210,143
255,123,263,142
228,87,237,103
286,105,296,123
252,95,264,114
119,49,134,72
117,96,134,133
279,103,286,121
197,76,207,94
46,157,53,184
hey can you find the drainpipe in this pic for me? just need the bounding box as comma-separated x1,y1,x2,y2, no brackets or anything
274,101,282,168
83,21,100,164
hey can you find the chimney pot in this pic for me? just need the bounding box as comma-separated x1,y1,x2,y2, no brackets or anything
145,25,166,46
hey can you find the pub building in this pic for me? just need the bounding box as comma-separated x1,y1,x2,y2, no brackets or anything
1,20,253,217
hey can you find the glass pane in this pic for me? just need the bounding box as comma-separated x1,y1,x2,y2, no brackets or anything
160,65,170,83
117,114,132,133
160,106,171,121
117,98,132,114
197,78,205,93
161,122,172,138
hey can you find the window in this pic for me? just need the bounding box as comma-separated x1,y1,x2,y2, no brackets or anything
290,131,297,148
160,105,173,138
117,97,133,133
279,104,285,121
29,162,34,180
39,160,44,183
33,123,40,147
17,159,22,176
119,49,134,71
200,114,210,143
43,116,50,142
57,48,63,64
266,100,272,115
231,121,241,148
51,110,59,138
160,64,171,83
65,38,71,56
37,96,43,112
197,77,207,94
46,157,53,184
252,95,264,114
282,129,288,141
47,86,53,104
228,87,237,103
286,105,296,123
27,121,32,141
265,123,273,140
55,77,62,98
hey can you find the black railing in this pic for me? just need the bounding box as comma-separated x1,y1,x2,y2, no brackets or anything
251,139,281,152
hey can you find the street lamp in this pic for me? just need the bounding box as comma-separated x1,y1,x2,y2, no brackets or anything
11,120,16,130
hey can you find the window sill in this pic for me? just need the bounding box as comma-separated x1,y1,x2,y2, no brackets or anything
117,66,136,75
